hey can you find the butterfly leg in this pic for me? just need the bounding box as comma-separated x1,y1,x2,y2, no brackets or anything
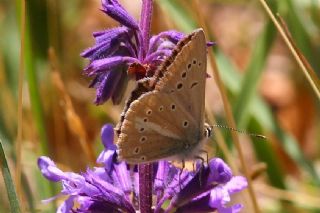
192,161,196,173
194,155,205,187
198,149,209,166
179,160,185,191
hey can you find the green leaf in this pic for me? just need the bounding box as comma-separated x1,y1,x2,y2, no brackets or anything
0,139,21,213
157,0,196,32
233,21,276,128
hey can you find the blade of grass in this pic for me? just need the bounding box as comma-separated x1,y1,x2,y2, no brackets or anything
0,139,21,213
258,0,320,186
277,14,320,97
233,20,276,128
161,0,320,195
192,1,261,211
24,8,49,156
49,48,96,164
248,119,286,189
259,0,320,100
272,116,320,185
158,1,293,211
158,0,240,173
16,0,26,206
256,183,320,209
227,0,291,195
157,0,196,32
20,1,57,212
0,133,36,212
280,0,320,71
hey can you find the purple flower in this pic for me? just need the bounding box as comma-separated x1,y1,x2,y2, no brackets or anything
38,124,247,213
82,0,187,105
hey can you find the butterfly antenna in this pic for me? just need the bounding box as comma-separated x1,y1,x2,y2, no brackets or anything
212,124,267,140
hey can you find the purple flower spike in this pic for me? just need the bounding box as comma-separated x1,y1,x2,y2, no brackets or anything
82,0,191,104
39,124,247,213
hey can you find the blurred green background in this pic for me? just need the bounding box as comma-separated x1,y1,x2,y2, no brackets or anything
0,0,319,212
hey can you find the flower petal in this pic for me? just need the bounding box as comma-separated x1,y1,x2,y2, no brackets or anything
111,70,129,105
97,149,117,171
168,158,232,209
101,4,139,30
92,26,128,42
57,196,75,213
207,158,232,184
38,156,66,182
113,162,132,195
94,69,123,105
148,30,185,54
101,124,116,150
88,173,136,213
175,193,216,213
225,176,248,194
155,161,170,193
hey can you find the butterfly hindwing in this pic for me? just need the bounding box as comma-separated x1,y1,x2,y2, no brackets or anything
118,91,194,163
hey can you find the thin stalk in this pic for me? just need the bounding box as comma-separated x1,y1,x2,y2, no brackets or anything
139,1,154,212
139,164,153,213
259,0,320,100
16,0,25,208
192,1,260,212
140,0,153,58
139,0,153,59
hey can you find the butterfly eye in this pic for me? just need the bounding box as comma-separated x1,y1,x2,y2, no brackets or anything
159,106,164,112
140,156,147,161
146,109,152,115
193,59,197,64
133,147,141,154
181,72,187,78
139,127,145,132
198,62,202,67
143,118,148,122
140,136,147,143
204,128,212,137
187,63,192,70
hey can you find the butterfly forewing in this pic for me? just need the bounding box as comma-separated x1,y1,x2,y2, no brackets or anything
155,29,207,134
117,29,207,164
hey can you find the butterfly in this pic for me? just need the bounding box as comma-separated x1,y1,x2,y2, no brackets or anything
116,29,211,164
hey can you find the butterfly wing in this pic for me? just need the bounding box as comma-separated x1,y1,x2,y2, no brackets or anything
118,91,195,163
117,29,207,164
155,28,207,134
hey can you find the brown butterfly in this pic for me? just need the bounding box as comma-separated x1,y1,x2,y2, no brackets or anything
116,29,211,164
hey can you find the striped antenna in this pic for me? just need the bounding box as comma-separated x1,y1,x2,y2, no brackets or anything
212,124,267,140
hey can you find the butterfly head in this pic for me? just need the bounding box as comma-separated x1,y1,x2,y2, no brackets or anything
204,123,212,138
